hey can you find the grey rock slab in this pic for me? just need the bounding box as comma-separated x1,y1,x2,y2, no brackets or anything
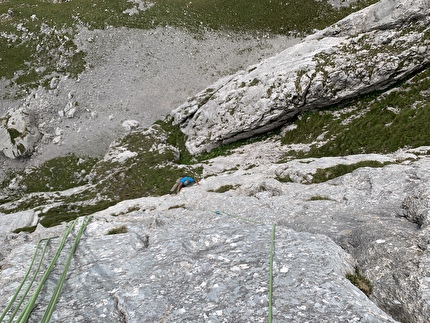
0,214,397,323
0,210,37,235
402,184,430,228
271,229,396,323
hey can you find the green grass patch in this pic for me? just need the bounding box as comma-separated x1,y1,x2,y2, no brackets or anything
107,225,128,235
3,154,98,193
346,267,373,297
39,199,116,228
0,195,14,205
0,193,50,214
281,111,339,145
154,117,193,163
194,129,280,162
7,128,22,144
281,67,430,157
91,122,203,201
311,160,390,184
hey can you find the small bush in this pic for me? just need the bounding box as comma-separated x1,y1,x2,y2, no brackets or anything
275,174,293,183
107,225,128,235
311,161,390,184
346,267,373,297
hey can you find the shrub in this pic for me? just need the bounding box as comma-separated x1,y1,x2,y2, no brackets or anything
346,267,373,297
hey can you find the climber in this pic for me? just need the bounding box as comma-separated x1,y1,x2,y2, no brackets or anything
169,176,199,194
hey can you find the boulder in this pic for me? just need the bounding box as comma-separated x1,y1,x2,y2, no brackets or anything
0,107,41,159
0,210,37,235
121,119,140,131
171,0,430,155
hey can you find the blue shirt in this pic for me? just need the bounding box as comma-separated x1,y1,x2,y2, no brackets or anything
180,177,195,186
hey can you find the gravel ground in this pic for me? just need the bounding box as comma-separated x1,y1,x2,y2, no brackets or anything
1,26,300,175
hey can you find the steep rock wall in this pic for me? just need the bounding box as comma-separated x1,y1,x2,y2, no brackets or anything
172,0,430,154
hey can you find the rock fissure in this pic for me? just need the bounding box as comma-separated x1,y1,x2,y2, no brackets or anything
113,294,129,323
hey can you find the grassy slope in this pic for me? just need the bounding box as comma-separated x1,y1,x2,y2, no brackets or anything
281,67,430,158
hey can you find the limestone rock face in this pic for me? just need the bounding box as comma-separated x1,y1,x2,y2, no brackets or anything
0,211,397,323
1,144,430,322
0,107,41,159
171,0,430,155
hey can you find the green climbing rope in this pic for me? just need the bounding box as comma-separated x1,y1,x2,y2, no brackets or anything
179,196,277,321
2,237,57,323
1,238,49,322
0,238,43,322
268,224,276,323
16,219,77,323
41,216,92,323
